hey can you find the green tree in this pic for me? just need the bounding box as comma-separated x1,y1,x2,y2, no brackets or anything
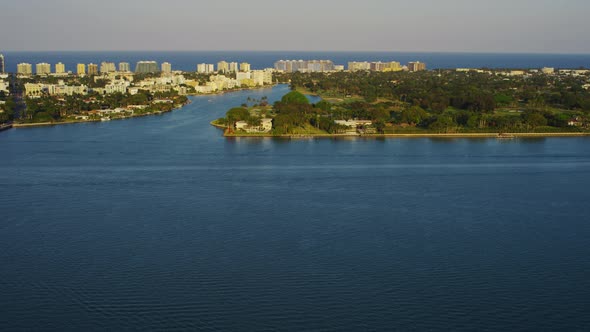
429,115,457,133
281,91,309,104
522,111,548,129
226,107,250,129
399,106,428,125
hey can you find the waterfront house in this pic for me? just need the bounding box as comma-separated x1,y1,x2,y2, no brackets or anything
334,119,373,128
235,118,273,133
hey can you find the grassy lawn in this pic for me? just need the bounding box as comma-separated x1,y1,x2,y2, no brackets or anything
289,124,329,135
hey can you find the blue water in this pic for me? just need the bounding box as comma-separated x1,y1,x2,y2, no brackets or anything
1,85,590,330
2,51,590,72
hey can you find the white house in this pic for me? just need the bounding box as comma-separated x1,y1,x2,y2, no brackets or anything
235,118,273,133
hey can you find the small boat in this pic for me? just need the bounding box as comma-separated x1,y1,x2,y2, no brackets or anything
100,117,111,122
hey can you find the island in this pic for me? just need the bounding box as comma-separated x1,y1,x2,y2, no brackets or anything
214,69,590,137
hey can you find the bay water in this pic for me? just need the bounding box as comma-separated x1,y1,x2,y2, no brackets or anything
1,85,590,330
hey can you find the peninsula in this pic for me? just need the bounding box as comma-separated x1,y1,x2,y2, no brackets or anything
214,68,590,138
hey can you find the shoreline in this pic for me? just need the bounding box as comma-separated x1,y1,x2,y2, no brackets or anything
210,120,227,129
12,101,189,128
224,132,590,138
187,84,277,97
9,84,276,130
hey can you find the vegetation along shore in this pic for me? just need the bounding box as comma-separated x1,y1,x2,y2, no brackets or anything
215,69,590,138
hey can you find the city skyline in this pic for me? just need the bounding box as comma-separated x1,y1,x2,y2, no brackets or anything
1,0,590,53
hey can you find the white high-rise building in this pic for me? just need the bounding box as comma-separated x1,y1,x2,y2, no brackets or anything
240,62,251,72
197,63,215,74
77,63,86,76
217,61,229,73
229,62,239,73
161,62,172,73
251,71,264,86
55,62,66,74
119,62,130,72
87,63,98,75
100,62,116,73
17,63,33,75
36,63,51,75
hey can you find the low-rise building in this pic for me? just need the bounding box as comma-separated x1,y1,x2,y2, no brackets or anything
0,80,9,93
24,83,45,97
105,81,130,94
235,118,273,133
335,119,373,128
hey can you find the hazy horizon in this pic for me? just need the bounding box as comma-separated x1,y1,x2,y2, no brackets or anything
3,50,590,55
1,0,590,53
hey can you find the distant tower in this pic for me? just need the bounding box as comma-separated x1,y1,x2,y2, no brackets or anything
36,63,51,75
87,63,98,75
17,63,33,76
408,61,426,72
119,62,130,72
135,61,159,73
240,62,251,72
217,61,229,73
161,62,172,73
77,63,86,76
229,62,238,73
100,62,116,74
0,54,5,73
55,62,66,74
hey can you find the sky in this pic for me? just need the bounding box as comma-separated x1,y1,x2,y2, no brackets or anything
1,0,590,53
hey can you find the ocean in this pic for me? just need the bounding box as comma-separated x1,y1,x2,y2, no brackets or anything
1,85,590,330
2,51,590,72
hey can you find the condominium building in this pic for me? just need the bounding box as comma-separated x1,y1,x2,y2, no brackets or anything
161,62,172,73
25,82,88,97
87,63,98,75
77,63,86,76
197,63,215,74
229,62,239,73
262,69,273,84
236,71,251,82
100,62,116,74
240,62,251,72
119,62,130,72
408,61,427,72
372,61,402,72
55,62,66,74
17,63,33,75
135,61,159,73
0,54,4,73
348,62,371,71
274,60,334,73
384,61,402,72
36,63,51,75
251,71,268,86
217,61,229,73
